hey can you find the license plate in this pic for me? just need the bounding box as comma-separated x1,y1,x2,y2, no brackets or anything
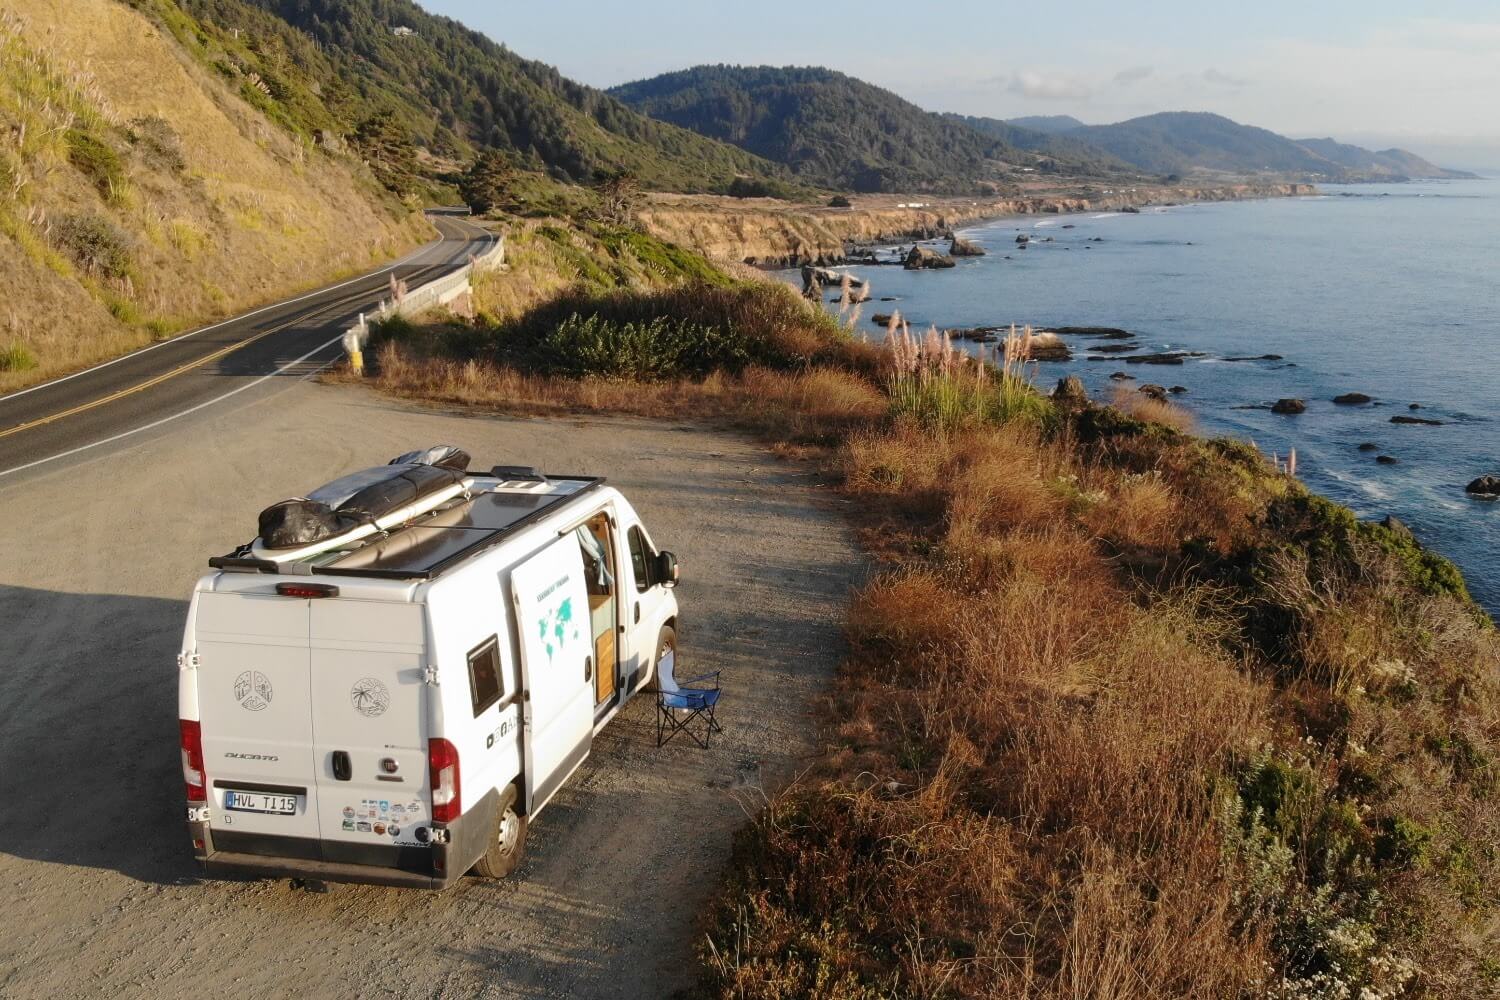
223,790,298,814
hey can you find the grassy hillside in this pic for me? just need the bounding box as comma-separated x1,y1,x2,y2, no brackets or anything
1297,137,1476,180
609,65,1114,192
0,0,425,390
1070,111,1341,177
135,0,788,194
943,112,1131,174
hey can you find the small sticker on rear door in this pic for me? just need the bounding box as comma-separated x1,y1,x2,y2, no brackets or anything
233,670,273,711
350,678,390,717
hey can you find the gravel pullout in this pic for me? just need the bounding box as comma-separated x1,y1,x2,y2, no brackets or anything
0,382,860,999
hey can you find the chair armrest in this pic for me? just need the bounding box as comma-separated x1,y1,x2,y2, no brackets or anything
679,670,721,688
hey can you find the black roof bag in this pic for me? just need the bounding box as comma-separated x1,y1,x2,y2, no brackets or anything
257,447,470,549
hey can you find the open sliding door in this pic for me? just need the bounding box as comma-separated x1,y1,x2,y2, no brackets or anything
510,535,595,816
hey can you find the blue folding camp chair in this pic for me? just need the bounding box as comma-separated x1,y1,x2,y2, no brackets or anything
656,646,722,748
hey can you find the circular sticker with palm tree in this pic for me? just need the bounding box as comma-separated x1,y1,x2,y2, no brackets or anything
350,677,391,718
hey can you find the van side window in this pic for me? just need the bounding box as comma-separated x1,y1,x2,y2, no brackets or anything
628,525,653,592
466,636,503,716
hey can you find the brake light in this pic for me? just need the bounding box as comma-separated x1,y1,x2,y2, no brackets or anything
276,583,339,599
180,719,207,802
428,738,460,823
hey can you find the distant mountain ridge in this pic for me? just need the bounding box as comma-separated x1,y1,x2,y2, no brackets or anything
608,65,1121,192
1065,112,1474,180
612,64,1472,189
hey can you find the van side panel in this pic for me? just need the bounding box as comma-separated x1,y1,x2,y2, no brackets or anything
424,565,523,830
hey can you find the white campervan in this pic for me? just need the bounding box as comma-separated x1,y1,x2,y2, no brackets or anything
178,449,679,889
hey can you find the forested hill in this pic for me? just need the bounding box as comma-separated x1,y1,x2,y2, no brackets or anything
609,65,1114,192
129,0,785,192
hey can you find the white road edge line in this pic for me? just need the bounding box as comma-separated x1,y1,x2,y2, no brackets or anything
0,329,351,480
0,237,437,405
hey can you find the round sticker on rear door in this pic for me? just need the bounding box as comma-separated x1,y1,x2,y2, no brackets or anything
350,677,390,718
234,670,272,711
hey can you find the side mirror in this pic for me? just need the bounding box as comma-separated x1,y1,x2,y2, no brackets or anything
654,551,679,589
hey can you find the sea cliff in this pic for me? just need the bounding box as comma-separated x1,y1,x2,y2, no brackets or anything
639,183,1315,266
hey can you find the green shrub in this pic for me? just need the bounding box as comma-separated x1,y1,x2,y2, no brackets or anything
51,213,134,280
486,282,859,376
530,313,748,379
0,341,38,372
66,128,125,194
828,195,851,208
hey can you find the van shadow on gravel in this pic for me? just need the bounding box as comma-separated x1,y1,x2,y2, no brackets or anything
0,586,197,887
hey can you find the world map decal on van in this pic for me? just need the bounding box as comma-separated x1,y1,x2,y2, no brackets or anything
538,595,579,662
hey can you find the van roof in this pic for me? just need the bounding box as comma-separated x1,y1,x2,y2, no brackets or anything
210,471,605,581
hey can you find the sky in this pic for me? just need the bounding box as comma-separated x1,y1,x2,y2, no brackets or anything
419,1,1500,169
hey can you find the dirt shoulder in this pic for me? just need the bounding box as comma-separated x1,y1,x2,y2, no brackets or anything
0,380,860,999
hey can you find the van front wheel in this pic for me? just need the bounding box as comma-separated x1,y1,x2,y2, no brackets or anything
473,786,527,879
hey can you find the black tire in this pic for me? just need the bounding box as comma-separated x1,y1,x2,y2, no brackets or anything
472,785,527,879
649,625,677,692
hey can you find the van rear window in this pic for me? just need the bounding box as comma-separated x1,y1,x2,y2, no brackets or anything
467,636,503,716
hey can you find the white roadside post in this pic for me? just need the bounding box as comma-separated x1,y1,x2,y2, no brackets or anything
344,313,366,376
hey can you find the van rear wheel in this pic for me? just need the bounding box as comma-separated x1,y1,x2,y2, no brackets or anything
473,786,527,879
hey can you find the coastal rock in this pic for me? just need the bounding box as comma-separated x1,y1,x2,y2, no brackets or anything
1334,392,1373,405
1053,375,1089,405
1048,326,1133,339
1376,455,1399,465
1271,398,1306,414
1391,415,1443,426
1015,234,1030,244
1139,384,1168,400
871,313,894,327
904,246,956,270
1125,352,1204,365
1089,344,1139,354
949,236,986,256
1169,385,1188,394
1223,354,1284,362
1121,206,1141,214
1381,515,1413,538
1357,442,1379,452
1408,403,1423,410
1109,372,1134,381
800,265,863,296
1465,475,1500,498
1016,332,1071,361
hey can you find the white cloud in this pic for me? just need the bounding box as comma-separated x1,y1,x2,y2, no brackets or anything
1007,70,1092,101
1201,67,1248,88
1113,65,1153,86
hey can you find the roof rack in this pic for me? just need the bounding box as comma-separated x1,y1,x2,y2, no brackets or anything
211,472,605,581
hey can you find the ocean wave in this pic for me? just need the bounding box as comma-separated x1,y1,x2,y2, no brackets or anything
1090,212,1122,219
1032,220,1057,228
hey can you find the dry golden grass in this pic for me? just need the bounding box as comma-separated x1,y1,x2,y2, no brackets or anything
364,255,1499,998
1110,385,1196,433
0,0,425,391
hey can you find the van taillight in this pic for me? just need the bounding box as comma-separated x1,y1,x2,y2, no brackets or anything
180,719,207,802
428,738,460,823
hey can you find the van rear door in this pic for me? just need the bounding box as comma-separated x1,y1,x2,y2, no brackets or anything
307,600,432,862
195,592,321,850
510,535,595,814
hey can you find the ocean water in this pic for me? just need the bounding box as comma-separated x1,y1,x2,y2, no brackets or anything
796,179,1500,611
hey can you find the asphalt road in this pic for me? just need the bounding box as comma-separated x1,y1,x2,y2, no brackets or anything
0,211,496,479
